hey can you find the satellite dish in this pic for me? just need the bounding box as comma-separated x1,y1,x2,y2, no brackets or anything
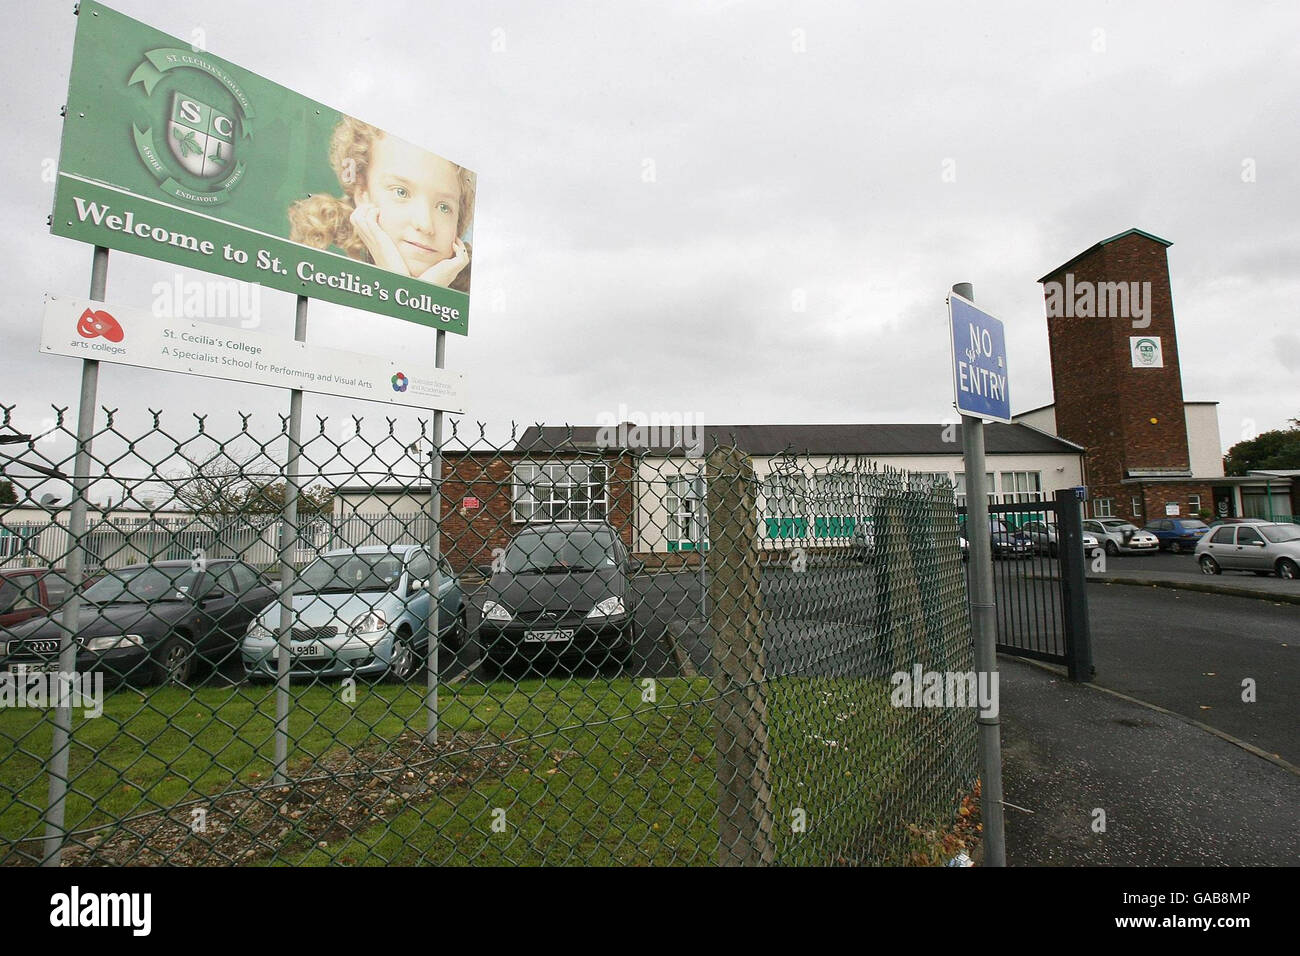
39,493,62,508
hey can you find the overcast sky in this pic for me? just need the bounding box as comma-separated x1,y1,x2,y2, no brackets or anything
3,0,1298,503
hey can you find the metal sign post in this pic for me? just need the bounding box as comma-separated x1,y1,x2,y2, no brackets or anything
426,329,447,745
273,294,308,786
949,281,1007,868
42,245,108,867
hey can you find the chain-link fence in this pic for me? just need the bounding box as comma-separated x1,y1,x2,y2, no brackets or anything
0,405,978,866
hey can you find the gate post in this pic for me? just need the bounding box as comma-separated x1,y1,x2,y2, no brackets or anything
1054,489,1094,682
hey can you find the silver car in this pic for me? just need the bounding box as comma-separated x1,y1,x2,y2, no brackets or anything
1019,520,1103,558
1082,519,1159,556
242,546,464,681
1195,522,1300,579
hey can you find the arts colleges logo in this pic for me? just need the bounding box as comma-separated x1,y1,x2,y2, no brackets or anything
76,308,124,342
127,48,255,205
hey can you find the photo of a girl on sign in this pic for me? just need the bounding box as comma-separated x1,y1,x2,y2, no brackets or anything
289,117,475,293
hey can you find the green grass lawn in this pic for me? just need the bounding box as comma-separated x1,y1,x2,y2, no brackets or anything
0,674,974,865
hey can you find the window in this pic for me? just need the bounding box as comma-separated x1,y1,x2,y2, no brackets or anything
1236,526,1263,546
665,474,707,544
512,462,608,522
1093,498,1113,518
406,551,431,583
1188,494,1201,514
999,471,1043,503
227,563,260,596
1210,527,1234,544
41,573,69,606
1131,497,1143,518
760,471,809,518
954,472,995,508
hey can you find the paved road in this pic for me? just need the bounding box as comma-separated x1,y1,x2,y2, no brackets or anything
1000,656,1300,866
1084,582,1299,765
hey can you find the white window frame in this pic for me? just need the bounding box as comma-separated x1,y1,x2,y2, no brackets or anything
955,472,996,509
665,473,707,544
512,462,609,523
1188,494,1201,515
1131,496,1143,518
1093,498,1114,518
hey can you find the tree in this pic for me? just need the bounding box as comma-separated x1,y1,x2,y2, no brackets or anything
0,479,15,506
1223,416,1300,476
237,481,335,515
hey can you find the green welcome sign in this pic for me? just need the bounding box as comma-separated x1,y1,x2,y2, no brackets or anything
51,2,477,335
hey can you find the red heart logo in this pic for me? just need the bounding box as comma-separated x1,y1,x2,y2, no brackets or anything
76,308,124,342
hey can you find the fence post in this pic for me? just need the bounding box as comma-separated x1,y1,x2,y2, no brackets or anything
1054,489,1094,682
42,245,108,866
706,445,774,866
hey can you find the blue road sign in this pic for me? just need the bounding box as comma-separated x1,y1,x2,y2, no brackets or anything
949,293,1011,423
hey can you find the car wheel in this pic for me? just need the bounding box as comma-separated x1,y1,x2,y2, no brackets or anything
444,609,467,653
1198,555,1221,575
153,635,194,685
1105,541,1119,557
1277,558,1299,580
388,629,419,681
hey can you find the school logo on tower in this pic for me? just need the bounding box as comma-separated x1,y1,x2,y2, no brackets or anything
127,48,255,205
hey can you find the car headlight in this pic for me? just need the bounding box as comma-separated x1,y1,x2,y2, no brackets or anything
84,634,144,652
348,610,388,637
245,620,273,641
482,600,511,622
586,597,626,619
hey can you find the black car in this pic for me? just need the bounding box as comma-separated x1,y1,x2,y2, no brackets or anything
473,522,641,674
1,559,276,685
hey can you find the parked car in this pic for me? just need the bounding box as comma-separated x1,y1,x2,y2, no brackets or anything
989,519,1035,558
1143,517,1211,553
1195,522,1300,579
1081,519,1159,556
1018,520,1103,558
241,546,464,682
0,568,77,630
1,560,275,684
473,522,641,673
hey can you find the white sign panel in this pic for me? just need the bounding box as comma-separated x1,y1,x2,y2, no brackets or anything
41,295,465,413
1130,335,1164,368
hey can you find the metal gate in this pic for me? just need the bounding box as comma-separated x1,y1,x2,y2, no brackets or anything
960,489,1093,680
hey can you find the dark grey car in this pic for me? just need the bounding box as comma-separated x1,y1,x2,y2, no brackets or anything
473,522,641,674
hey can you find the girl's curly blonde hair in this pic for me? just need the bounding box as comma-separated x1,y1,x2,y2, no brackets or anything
289,116,476,292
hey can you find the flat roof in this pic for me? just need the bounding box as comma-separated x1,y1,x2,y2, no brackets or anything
515,422,1085,456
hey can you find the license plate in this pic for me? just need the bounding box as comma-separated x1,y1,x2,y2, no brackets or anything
523,629,574,643
8,662,60,675
272,645,324,660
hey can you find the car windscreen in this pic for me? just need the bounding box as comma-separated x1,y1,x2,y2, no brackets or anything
1260,525,1300,544
1180,520,1209,530
300,553,405,593
503,531,619,573
83,566,203,604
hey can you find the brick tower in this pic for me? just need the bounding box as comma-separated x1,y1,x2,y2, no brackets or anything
1038,228,1213,522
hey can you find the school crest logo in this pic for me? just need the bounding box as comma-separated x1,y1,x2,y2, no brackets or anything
127,48,255,205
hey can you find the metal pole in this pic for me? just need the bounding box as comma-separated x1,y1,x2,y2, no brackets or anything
425,328,446,744
953,281,1007,868
273,295,308,786
42,245,107,866
697,462,707,620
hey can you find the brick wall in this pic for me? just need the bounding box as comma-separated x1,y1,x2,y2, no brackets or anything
436,452,639,570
